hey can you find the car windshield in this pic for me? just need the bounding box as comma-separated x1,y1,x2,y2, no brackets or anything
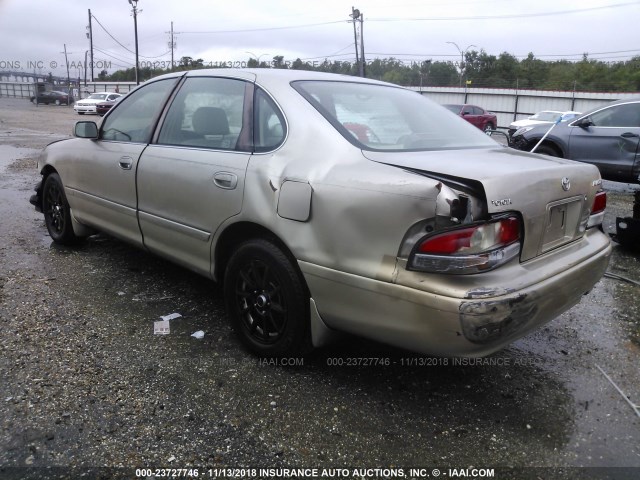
530,111,562,122
292,82,496,151
88,93,109,100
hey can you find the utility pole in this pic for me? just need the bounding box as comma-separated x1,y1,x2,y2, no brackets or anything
129,0,140,85
359,12,366,77
84,50,88,86
87,9,94,82
350,8,365,77
63,44,71,103
170,21,175,70
166,21,180,71
350,7,360,74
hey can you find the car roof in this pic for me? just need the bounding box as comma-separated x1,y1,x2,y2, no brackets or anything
146,68,395,89
189,68,388,84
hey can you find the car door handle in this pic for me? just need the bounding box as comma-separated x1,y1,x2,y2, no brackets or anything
621,132,639,138
213,172,238,190
119,156,133,170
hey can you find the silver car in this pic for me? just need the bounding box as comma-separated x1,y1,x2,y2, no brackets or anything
31,69,611,357
510,98,640,183
73,92,122,115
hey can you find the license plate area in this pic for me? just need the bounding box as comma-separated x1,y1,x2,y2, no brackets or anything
540,196,585,253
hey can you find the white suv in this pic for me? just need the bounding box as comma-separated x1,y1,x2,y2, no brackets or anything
74,92,121,115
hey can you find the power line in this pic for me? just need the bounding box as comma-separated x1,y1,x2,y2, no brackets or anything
180,20,346,34
91,14,136,55
92,13,169,61
93,46,135,66
368,2,640,22
149,2,638,37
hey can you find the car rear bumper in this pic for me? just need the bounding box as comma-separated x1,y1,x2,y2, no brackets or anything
299,228,611,357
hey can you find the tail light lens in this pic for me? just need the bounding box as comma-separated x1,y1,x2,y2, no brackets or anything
587,191,606,229
408,216,521,274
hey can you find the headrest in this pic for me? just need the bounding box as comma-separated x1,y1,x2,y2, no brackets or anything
192,107,230,135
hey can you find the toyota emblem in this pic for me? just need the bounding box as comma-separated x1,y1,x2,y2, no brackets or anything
561,177,571,191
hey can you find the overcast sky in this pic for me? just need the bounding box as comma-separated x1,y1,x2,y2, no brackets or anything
0,0,639,79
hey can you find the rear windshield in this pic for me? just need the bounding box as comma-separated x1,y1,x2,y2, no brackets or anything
292,81,496,151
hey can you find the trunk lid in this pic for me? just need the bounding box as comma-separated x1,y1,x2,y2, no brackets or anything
363,146,603,261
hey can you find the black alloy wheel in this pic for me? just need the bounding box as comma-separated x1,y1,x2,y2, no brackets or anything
224,239,311,357
42,173,79,245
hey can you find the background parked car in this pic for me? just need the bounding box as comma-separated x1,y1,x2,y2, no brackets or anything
508,110,581,137
74,92,121,115
96,96,123,116
30,91,74,106
510,98,640,183
443,104,497,133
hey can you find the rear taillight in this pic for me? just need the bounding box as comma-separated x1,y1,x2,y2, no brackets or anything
409,216,521,274
587,191,606,229
592,191,606,214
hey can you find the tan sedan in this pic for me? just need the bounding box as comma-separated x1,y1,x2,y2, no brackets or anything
30,69,611,357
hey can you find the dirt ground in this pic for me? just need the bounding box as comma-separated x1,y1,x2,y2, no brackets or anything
0,97,639,480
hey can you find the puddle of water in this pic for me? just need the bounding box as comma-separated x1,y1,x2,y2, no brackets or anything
0,144,40,172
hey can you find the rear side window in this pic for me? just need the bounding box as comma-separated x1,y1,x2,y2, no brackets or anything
254,88,286,152
101,79,177,143
157,77,247,151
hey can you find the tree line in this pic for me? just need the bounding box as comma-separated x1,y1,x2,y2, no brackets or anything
99,50,640,92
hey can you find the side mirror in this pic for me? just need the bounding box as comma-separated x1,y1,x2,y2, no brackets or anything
74,121,98,139
574,117,593,129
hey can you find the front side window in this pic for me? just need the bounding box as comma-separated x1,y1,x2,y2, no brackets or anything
589,103,640,128
292,81,496,151
101,78,178,143
157,77,247,151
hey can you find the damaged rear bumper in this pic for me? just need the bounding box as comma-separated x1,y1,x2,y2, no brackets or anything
299,228,611,357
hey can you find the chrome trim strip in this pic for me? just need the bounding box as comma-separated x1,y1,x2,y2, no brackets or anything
138,211,211,242
68,188,137,218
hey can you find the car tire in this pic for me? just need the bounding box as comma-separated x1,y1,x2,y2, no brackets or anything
535,145,561,157
43,173,80,245
484,123,495,134
224,238,311,358
77,112,84,115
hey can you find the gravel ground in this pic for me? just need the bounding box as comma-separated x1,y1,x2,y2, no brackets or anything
0,97,639,480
